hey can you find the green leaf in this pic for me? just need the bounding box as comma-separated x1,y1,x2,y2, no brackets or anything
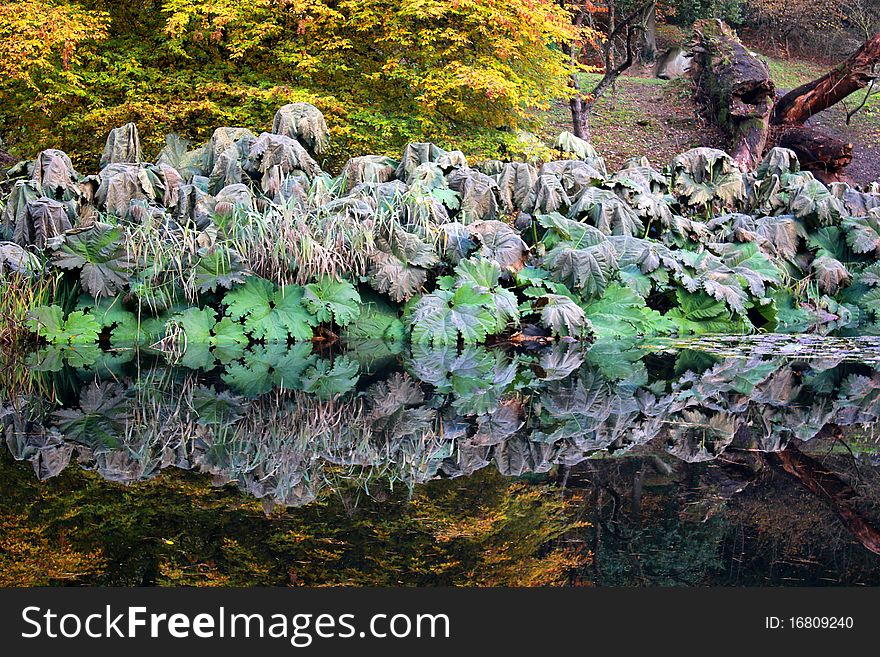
223,277,314,342
582,283,672,338
410,282,496,345
26,305,100,344
342,299,405,342
302,276,361,326
666,289,749,335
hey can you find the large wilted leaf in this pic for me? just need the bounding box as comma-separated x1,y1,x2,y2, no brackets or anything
495,162,537,212
568,186,643,237
206,127,256,172
438,222,476,264
383,224,439,268
157,133,209,179
32,149,78,198
395,142,446,180
544,157,605,187
446,168,498,222
843,214,880,256
213,183,254,216
811,255,850,294
207,136,252,194
0,242,40,275
670,148,745,208
341,155,397,190
248,132,322,192
272,103,329,155
1,180,42,242
526,173,571,214
469,220,528,271
367,250,428,303
544,242,617,299
223,277,314,342
96,163,158,216
555,131,599,160
756,147,800,179
537,294,590,338
50,222,134,297
21,198,72,248
100,123,141,167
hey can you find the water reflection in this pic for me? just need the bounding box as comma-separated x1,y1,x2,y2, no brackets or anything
4,337,880,584
3,338,880,504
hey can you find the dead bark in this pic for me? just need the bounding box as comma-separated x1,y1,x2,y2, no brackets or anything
776,126,854,176
769,441,880,555
691,20,775,171
773,32,880,125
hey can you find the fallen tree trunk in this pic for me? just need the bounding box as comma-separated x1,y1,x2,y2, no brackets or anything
773,33,880,125
691,20,775,171
776,126,854,181
769,440,880,555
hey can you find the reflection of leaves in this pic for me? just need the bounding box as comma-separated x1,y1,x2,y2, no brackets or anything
191,386,246,425
222,343,317,396
53,382,129,450
301,356,360,399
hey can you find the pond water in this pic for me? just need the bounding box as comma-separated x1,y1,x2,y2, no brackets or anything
4,335,880,586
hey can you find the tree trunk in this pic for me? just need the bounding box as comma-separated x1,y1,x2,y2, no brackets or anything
770,442,880,555
639,2,657,65
570,93,592,140
773,32,880,125
691,20,775,171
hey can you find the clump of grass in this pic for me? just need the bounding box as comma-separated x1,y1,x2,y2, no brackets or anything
0,265,62,347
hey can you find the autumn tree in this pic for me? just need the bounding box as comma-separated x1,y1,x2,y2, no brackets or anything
1,0,578,166
0,1,107,158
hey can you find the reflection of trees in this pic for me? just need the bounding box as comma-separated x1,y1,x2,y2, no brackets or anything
0,453,586,586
